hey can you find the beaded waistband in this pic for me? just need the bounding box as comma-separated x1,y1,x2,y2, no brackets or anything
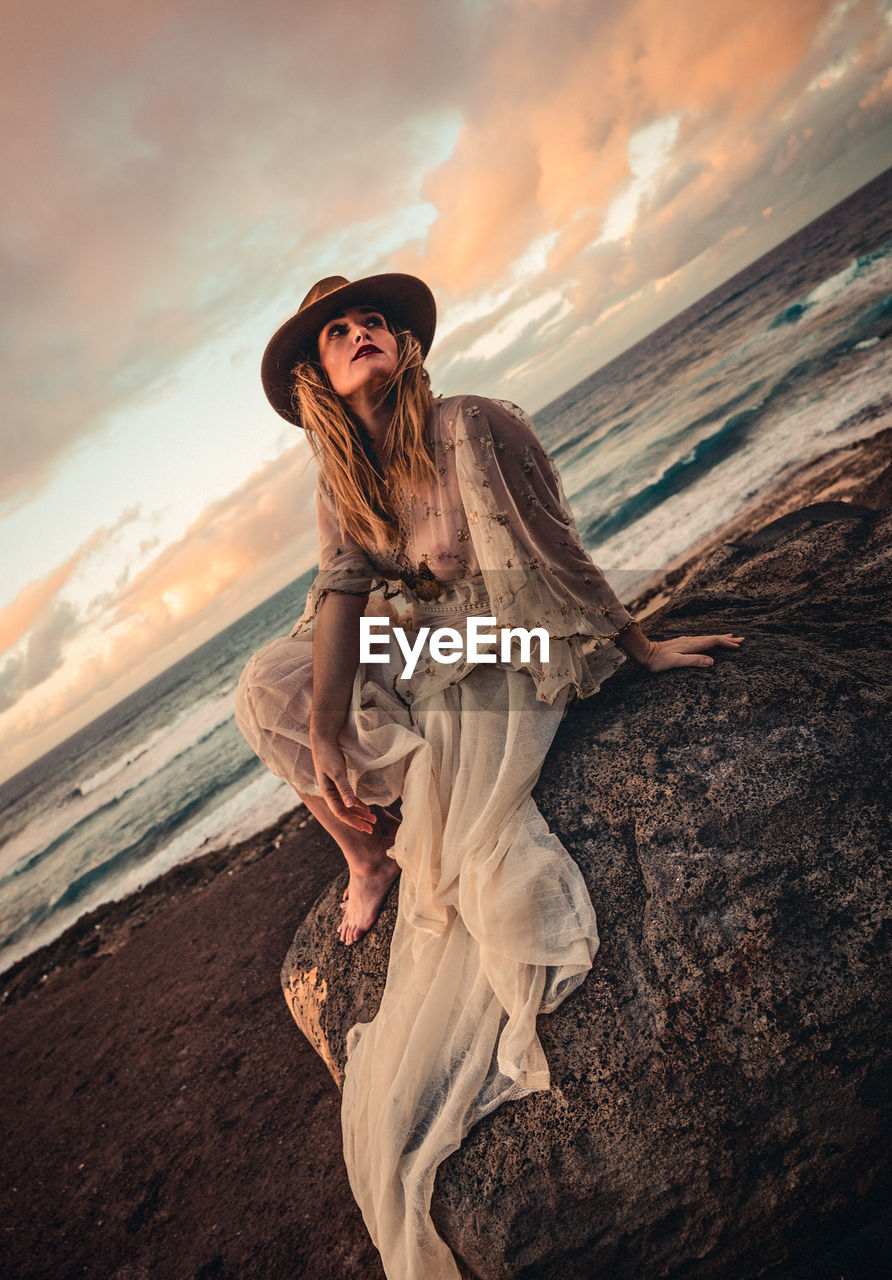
404,573,490,622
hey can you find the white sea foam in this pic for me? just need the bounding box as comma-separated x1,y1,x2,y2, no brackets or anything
110,772,300,900
600,360,891,578
79,690,235,798
792,243,891,320
803,259,862,309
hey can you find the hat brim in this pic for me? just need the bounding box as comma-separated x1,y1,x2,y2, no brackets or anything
261,272,436,426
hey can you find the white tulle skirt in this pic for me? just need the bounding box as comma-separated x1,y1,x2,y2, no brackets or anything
235,610,600,1279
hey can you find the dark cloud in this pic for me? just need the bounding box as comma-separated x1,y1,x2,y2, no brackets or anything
0,600,80,710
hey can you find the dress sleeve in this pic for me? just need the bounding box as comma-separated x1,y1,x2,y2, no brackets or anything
449,396,635,701
290,477,385,637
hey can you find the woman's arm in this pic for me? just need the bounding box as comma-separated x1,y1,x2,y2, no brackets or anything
614,619,743,672
309,589,377,834
450,399,743,675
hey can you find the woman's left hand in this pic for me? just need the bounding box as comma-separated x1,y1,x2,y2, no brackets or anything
642,633,744,673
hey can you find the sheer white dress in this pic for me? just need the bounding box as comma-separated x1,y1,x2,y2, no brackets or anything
235,395,634,1279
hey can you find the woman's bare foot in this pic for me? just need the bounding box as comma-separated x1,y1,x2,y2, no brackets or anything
340,805,401,907
295,790,402,945
337,855,401,945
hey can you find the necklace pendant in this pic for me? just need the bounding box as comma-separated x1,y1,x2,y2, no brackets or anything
401,560,442,601
414,561,441,601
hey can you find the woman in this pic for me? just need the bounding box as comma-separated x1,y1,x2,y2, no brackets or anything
236,272,742,1278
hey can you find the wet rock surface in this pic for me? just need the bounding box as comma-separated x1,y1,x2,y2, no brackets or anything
282,500,891,1279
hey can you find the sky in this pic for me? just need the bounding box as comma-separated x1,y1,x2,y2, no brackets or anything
1,0,891,781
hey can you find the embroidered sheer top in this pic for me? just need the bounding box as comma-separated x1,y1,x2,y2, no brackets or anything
292,394,635,703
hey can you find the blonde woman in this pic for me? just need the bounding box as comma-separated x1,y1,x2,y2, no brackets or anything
236,273,742,1279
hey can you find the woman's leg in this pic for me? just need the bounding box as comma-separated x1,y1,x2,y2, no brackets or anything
297,792,401,945
235,633,406,943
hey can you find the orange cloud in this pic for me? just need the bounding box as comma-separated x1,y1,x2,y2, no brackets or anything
0,445,321,771
408,0,891,412
403,0,834,296
0,0,477,504
860,66,892,110
112,445,317,631
0,563,79,657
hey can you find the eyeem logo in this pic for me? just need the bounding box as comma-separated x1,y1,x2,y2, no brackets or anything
360,617,550,680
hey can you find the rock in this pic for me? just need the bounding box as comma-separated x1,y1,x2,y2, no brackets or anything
281,501,891,1279
729,499,877,548
282,874,399,1089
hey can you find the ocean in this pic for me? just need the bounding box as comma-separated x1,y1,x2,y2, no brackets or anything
1,168,890,976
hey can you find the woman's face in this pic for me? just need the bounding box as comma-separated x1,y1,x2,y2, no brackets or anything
317,305,399,406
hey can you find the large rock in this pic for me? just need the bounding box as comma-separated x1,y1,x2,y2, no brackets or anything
281,500,890,1279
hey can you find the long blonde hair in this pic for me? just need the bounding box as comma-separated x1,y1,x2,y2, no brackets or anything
291,326,437,549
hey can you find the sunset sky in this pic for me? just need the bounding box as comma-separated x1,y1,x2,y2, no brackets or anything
2,0,891,780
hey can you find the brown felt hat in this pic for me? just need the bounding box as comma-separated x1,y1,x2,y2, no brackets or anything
261,272,437,426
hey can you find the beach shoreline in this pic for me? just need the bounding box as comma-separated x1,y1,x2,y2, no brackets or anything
2,422,889,1280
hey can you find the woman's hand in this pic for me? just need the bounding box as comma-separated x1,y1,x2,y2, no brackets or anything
614,620,744,673
640,633,744,673
310,731,377,835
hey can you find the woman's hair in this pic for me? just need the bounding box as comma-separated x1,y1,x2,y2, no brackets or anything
290,323,437,549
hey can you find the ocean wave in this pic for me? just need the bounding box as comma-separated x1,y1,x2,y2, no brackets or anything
855,294,892,333
167,773,298,866
585,317,891,549
0,692,240,883
831,393,892,434
769,240,892,329
48,753,261,916
580,400,765,548
551,416,633,464
78,691,235,799
770,302,809,328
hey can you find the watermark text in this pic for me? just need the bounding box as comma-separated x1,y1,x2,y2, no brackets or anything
360,616,550,679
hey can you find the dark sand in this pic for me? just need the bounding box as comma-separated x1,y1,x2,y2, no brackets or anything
2,423,889,1280
1,812,385,1280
